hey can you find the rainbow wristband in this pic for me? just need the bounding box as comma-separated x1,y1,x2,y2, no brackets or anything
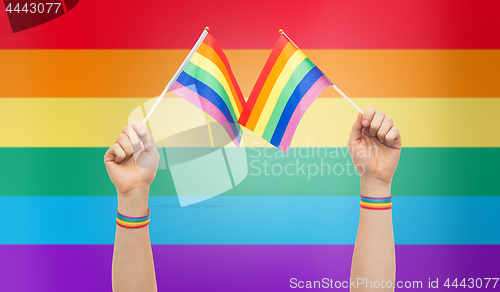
360,195,392,210
116,208,150,229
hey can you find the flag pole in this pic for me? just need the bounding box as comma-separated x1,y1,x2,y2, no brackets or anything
142,27,210,124
330,84,364,114
279,29,364,115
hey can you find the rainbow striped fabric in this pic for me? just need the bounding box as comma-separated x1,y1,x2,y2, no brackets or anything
170,32,245,144
116,210,150,229
238,34,332,152
360,196,392,210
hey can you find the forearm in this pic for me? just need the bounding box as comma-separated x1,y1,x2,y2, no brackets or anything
112,190,157,292
350,182,395,291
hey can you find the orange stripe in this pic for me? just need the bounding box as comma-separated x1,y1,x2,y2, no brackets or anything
197,43,243,113
202,33,246,113
245,42,298,130
0,50,498,98
360,206,392,210
238,35,290,126
116,218,150,227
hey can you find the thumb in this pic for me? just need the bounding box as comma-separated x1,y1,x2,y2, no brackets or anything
129,121,157,154
348,113,363,147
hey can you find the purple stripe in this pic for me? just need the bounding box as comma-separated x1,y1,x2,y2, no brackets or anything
279,76,331,152
170,81,241,146
361,195,393,200
1,245,499,291
171,80,230,125
117,208,149,219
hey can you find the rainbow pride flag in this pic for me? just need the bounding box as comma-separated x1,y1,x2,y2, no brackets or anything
170,32,245,145
238,34,332,152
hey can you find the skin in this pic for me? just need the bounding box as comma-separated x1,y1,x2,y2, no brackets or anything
348,107,401,291
104,107,400,291
104,121,160,292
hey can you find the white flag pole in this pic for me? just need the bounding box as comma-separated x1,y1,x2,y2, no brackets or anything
331,84,364,115
279,29,364,115
142,27,210,124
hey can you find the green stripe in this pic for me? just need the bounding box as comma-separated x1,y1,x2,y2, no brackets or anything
184,62,238,122
1,147,498,197
262,58,315,141
360,197,392,203
117,213,149,222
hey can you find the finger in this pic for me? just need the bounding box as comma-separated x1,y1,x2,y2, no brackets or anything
369,110,386,137
129,121,156,153
362,106,376,127
122,125,142,154
377,117,394,144
348,113,363,146
105,143,127,164
385,127,401,148
115,133,134,159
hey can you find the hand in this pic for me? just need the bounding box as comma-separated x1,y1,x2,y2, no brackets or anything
104,122,160,216
348,107,401,197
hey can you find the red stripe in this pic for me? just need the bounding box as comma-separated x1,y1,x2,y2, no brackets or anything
360,205,392,210
238,35,288,126
1,0,499,49
116,222,149,229
203,33,246,113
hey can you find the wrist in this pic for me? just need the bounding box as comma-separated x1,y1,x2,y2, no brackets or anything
117,188,150,217
360,177,391,198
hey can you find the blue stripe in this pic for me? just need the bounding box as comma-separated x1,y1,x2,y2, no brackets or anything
176,71,235,124
270,67,324,147
1,196,499,244
117,213,149,222
360,197,392,203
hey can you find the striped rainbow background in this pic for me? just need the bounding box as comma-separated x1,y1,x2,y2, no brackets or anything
1,0,500,291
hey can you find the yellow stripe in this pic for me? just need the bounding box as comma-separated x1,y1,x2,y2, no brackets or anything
117,218,150,226
190,52,239,118
246,42,297,130
360,202,392,208
253,50,307,136
1,97,499,147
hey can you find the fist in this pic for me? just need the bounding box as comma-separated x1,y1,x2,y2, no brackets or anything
104,122,160,196
348,107,401,186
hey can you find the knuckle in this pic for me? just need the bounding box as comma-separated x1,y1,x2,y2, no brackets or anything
113,143,122,152
384,118,394,128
